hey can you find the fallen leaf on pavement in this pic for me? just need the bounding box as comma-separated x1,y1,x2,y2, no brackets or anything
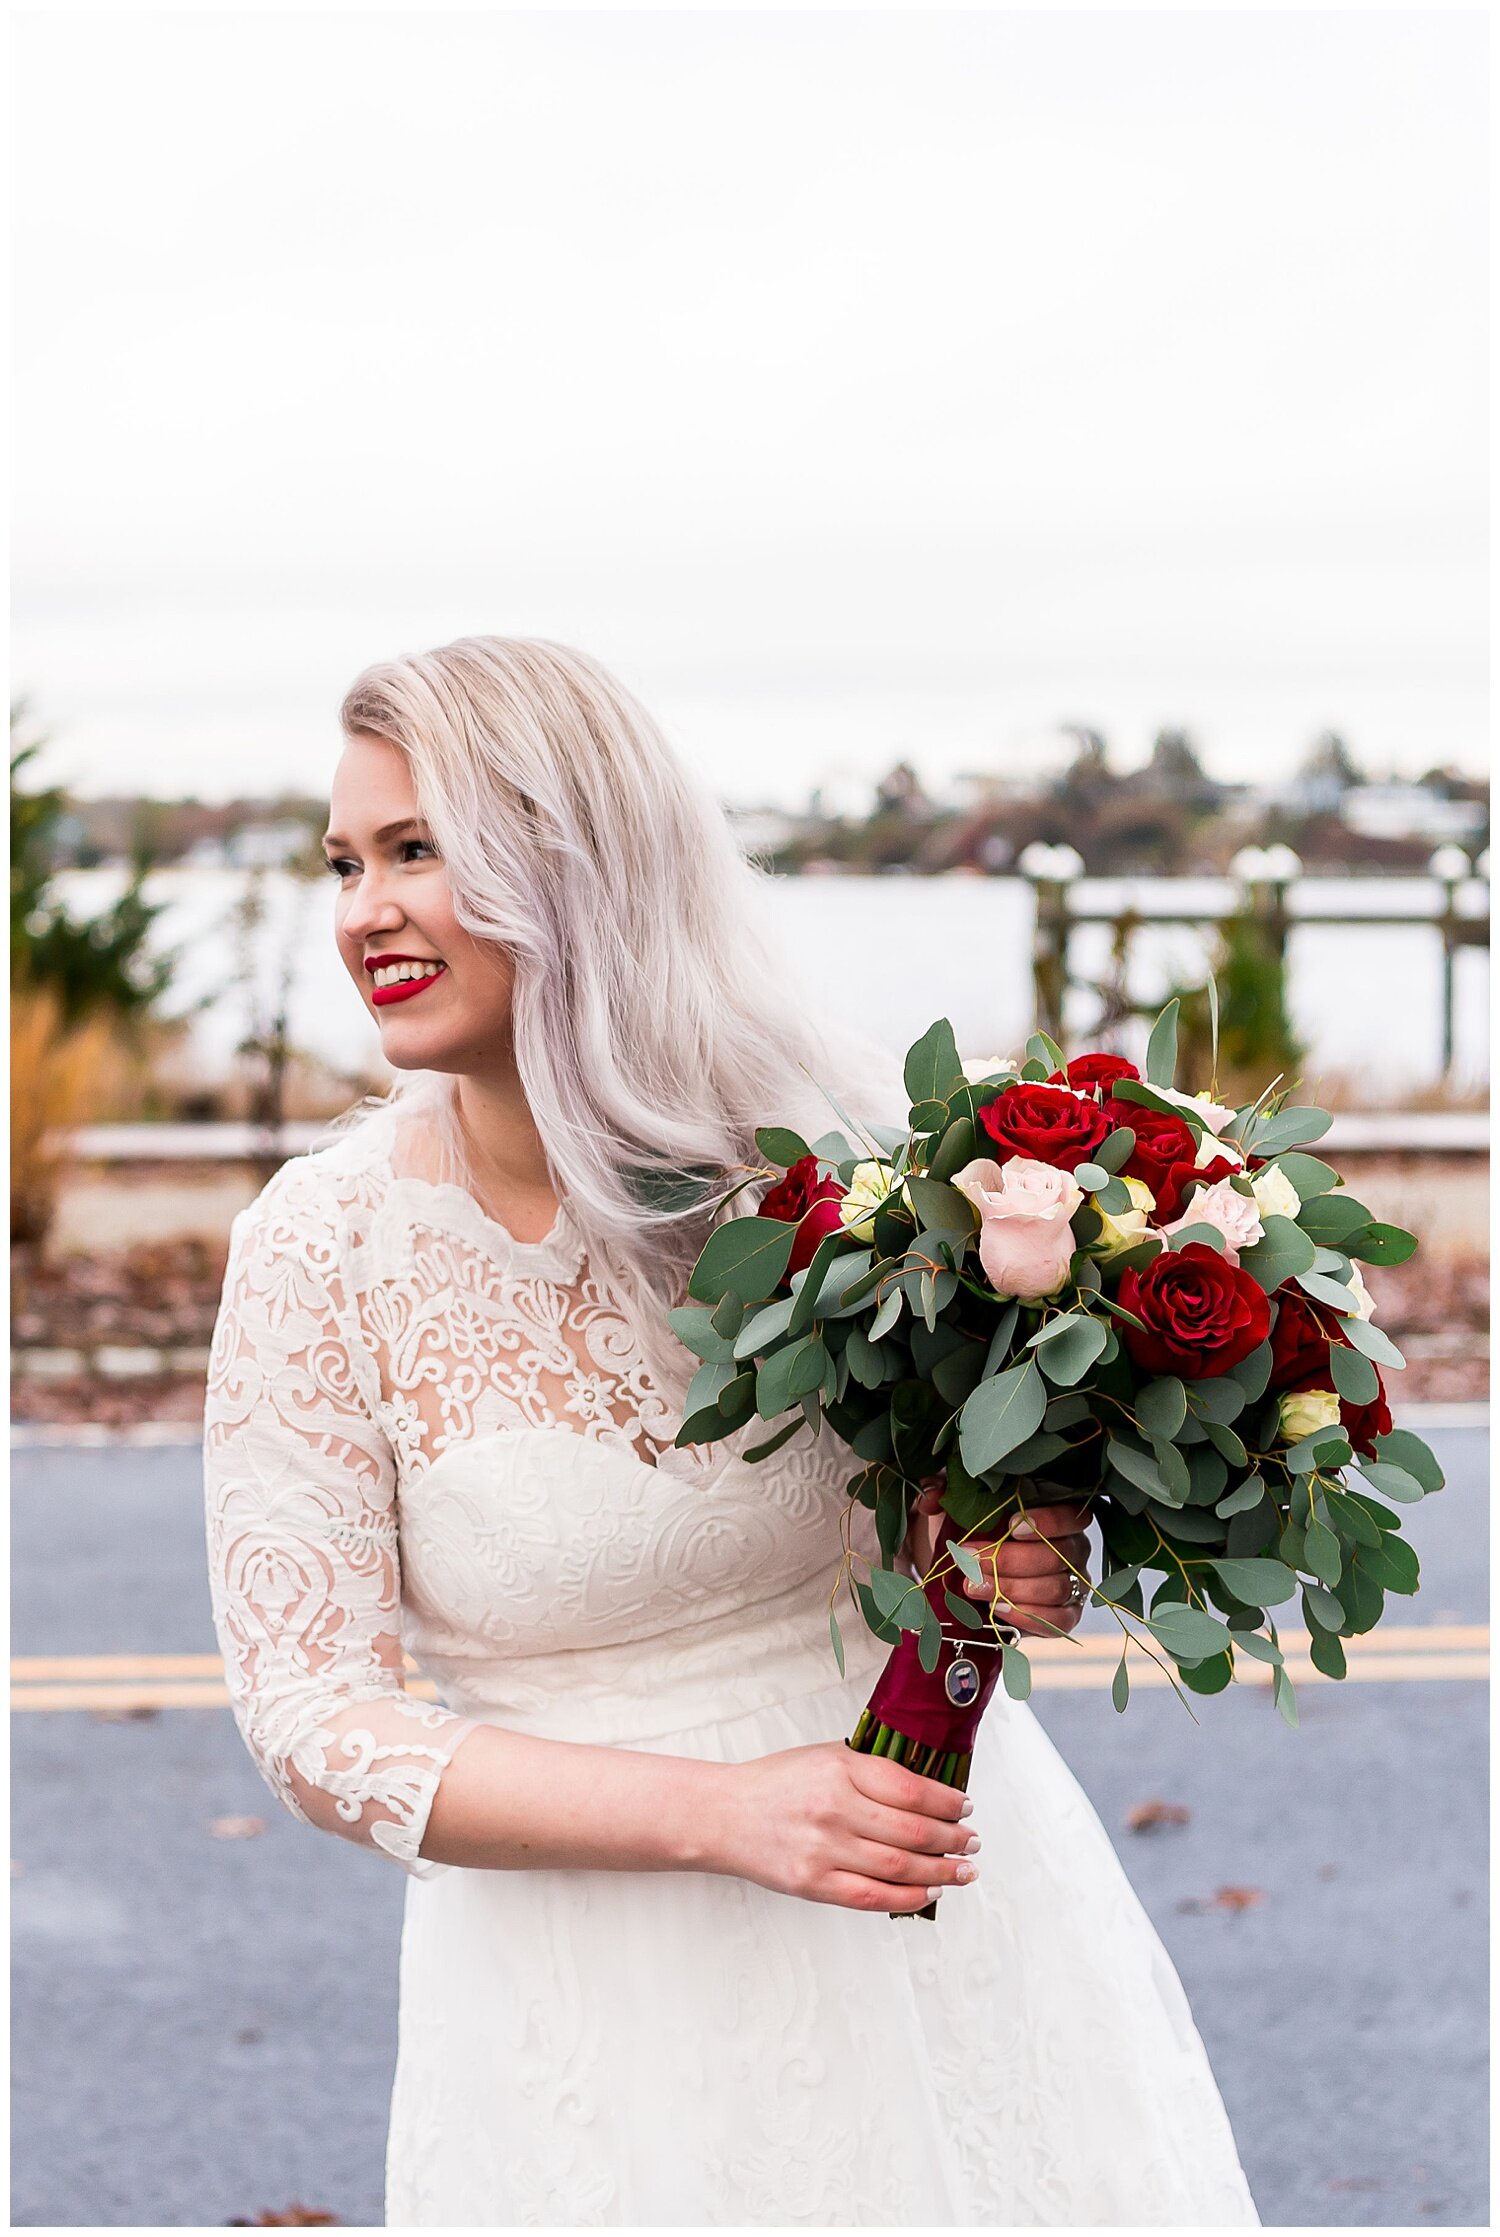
1178,1883,1265,1914
208,1816,267,1840
1125,1798,1190,1833
227,2209,339,2227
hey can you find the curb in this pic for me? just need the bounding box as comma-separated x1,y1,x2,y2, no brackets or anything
11,1404,1489,1450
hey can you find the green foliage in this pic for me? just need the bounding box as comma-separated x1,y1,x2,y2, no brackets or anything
11,713,179,1028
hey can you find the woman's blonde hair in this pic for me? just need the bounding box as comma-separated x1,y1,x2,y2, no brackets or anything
328,636,899,1390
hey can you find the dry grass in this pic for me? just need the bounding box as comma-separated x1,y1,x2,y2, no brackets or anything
10,987,139,1248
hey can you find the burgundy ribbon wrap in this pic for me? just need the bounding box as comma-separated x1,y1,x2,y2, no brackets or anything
862,1518,1016,1756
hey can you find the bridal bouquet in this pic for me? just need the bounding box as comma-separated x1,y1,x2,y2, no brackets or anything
671,1002,1442,1915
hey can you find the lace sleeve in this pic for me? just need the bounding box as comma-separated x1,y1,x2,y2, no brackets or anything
203,1163,480,1877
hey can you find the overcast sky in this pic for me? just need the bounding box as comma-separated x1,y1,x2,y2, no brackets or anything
12,7,1489,809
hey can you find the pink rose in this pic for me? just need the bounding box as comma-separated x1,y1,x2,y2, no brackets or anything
951,1155,1084,1302
1160,1175,1265,1264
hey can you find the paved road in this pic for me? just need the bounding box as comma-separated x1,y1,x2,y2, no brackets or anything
11,1430,1489,2229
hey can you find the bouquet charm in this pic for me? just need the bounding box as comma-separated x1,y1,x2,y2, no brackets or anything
671,999,1442,1923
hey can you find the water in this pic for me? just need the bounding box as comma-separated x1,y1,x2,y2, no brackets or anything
52,868,1489,1096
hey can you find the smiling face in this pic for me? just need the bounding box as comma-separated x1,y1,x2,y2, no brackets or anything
323,731,516,1079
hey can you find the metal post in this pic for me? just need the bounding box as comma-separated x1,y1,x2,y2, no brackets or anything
1019,844,1083,1046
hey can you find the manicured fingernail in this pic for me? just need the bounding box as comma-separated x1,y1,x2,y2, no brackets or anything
1011,1521,1038,1538
955,1861,978,1883
959,1797,975,1816
926,1886,945,1903
963,1834,982,1855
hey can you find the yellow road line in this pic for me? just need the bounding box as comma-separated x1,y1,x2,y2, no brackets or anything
10,1639,1487,1711
8,1628,1493,1682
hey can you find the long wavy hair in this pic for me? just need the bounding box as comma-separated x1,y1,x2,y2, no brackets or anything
324,636,901,1392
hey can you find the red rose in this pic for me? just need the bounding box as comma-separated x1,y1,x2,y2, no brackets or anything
1154,1152,1243,1227
1116,1242,1272,1380
1268,1290,1339,1391
979,1082,1111,1172
759,1154,848,1278
1049,1052,1141,1095
1101,1096,1198,1203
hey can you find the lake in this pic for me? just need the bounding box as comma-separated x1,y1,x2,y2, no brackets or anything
52,868,1489,1097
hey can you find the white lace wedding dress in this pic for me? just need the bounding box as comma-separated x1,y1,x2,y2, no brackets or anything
203,1102,1261,2227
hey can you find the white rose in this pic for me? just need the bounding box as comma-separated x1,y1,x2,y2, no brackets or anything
1345,1262,1377,1322
1161,1176,1264,1265
960,1054,1017,1085
1251,1164,1302,1221
1152,1085,1237,1134
1086,1175,1156,1259
840,1159,900,1242
1278,1388,1342,1443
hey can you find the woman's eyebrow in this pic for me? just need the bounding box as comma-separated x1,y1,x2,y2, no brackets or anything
321,817,423,849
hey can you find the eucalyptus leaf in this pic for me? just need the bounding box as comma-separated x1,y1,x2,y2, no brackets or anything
1342,1221,1419,1266
1228,1339,1273,1403
1145,999,1180,1089
927,1115,978,1183
1106,1438,1170,1503
1339,1315,1406,1370
1095,1126,1136,1172
958,1360,1047,1475
1001,1642,1033,1701
1028,1313,1109,1386
733,1296,798,1359
1238,1216,1317,1293
755,1125,812,1168
1297,1270,1360,1313
904,1017,965,1107
1137,1376,1188,1439
1355,1460,1425,1504
743,1417,809,1464
667,1304,739,1363
1246,1105,1334,1156
1304,1517,1343,1586
1148,1603,1233,1658
1371,1428,1444,1492
1329,1343,1380,1403
1216,1473,1268,1516
1274,1152,1342,1197
687,1215,796,1305
1211,1557,1298,1606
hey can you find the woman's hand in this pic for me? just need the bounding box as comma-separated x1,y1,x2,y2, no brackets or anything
904,1478,1093,1638
709,1741,982,1913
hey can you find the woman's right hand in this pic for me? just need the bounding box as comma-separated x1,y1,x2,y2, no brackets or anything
708,1741,981,1913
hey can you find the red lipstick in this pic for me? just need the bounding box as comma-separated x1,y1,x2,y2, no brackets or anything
367,956,448,1008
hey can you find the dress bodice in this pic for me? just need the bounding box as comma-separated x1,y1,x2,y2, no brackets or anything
202,1105,878,1875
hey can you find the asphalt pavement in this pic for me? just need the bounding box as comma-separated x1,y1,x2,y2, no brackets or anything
11,1428,1489,2229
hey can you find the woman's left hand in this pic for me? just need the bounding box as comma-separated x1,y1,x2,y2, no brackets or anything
904,1478,1093,1637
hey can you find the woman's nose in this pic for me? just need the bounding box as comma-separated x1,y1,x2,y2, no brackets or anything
340,870,405,938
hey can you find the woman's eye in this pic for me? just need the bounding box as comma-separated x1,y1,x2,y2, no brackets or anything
321,841,436,879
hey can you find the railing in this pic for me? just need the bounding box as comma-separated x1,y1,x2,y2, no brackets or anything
1021,842,1490,1082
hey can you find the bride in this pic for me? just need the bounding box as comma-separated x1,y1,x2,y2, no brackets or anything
203,635,1260,2227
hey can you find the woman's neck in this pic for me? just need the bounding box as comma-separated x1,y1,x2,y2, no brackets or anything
453,1069,559,1242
